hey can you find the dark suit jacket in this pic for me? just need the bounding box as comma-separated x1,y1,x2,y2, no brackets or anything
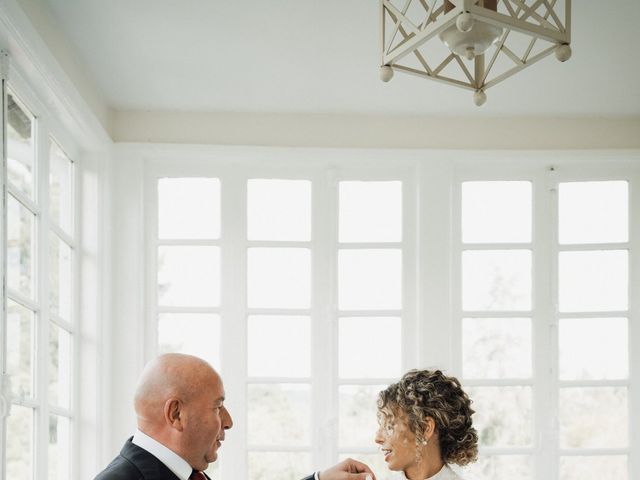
95,437,315,480
94,438,184,480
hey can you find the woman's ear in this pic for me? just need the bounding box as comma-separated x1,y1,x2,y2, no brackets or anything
165,398,184,431
424,417,436,440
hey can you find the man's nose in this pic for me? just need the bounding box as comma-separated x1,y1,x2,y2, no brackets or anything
374,428,384,444
222,406,233,429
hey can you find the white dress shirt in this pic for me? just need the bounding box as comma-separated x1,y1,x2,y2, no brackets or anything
132,429,194,480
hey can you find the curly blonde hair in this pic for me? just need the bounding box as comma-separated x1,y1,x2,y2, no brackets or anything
377,369,478,466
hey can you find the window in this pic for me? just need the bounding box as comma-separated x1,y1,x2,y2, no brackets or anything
455,166,636,480
246,178,313,480
336,180,404,475
149,161,414,480
458,180,535,479
557,180,629,480
138,150,638,480
2,87,76,480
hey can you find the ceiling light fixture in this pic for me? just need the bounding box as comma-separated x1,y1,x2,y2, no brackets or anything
379,0,571,105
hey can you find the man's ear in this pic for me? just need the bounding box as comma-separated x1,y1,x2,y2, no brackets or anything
165,398,184,431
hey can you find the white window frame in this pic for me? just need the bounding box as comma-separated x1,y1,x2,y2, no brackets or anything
1,63,80,480
111,144,640,480
450,153,640,480
550,161,637,478
0,51,8,478
451,161,544,477
141,147,418,479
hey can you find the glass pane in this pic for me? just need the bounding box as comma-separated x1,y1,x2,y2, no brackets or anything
7,195,35,298
247,384,311,446
339,317,401,378
49,140,73,234
248,316,310,377
559,250,628,312
50,234,73,321
338,249,402,310
158,313,221,368
158,178,220,239
461,455,533,480
247,179,311,241
462,250,531,311
49,322,72,409
247,248,310,309
462,181,531,243
6,300,34,399
248,452,311,480
467,386,532,447
7,92,35,198
559,387,627,448
158,246,220,307
339,385,385,446
559,318,628,380
559,181,628,244
339,181,402,242
462,318,531,379
559,456,627,480
7,405,34,478
49,415,71,480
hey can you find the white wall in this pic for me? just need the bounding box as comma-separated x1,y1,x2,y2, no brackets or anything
108,148,146,450
15,0,113,135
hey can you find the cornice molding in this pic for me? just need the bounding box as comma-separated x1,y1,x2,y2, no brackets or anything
0,0,112,148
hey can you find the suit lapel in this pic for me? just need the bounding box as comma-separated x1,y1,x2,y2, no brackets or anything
120,438,183,480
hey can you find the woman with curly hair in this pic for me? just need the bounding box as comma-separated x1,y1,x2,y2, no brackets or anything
375,369,478,479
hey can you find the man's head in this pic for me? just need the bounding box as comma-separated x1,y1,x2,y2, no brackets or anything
134,353,233,471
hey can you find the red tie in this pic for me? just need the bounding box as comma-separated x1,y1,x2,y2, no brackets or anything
190,471,207,480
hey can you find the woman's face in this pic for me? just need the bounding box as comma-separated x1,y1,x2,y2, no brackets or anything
375,410,421,472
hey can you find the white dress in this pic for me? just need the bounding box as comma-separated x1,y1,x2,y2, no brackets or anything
386,464,462,480
426,465,462,480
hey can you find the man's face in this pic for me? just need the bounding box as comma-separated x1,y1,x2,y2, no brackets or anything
182,372,233,471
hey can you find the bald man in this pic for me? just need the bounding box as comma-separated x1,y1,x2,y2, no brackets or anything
94,354,374,480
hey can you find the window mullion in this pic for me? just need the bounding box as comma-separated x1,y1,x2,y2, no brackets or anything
0,52,9,480
6,184,40,216
533,167,559,480
450,176,463,378
143,172,159,362
312,168,337,468
401,167,418,372
219,169,247,480
48,222,74,249
628,170,640,480
419,161,454,370
6,288,40,312
35,116,51,480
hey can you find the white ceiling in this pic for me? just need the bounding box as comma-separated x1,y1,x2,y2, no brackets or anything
42,0,640,116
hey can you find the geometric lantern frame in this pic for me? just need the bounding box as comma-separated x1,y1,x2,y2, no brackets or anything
380,0,571,105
